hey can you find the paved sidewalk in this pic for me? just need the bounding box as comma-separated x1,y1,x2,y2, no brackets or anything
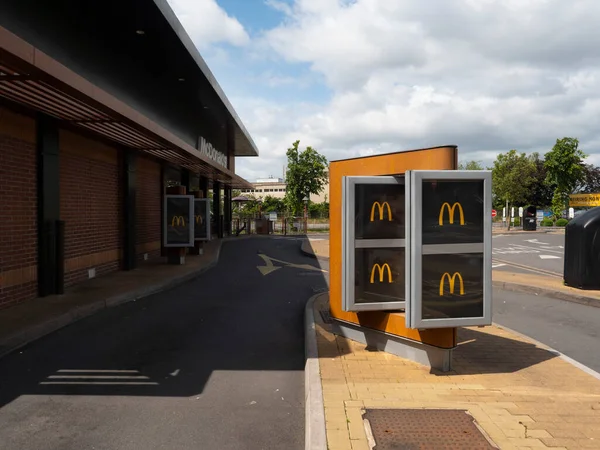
301,238,600,307
312,293,600,450
0,239,222,358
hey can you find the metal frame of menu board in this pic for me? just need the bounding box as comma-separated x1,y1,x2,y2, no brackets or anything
405,170,493,329
163,194,194,247
342,175,407,312
194,198,211,241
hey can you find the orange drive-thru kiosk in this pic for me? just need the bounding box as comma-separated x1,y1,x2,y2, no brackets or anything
329,145,493,371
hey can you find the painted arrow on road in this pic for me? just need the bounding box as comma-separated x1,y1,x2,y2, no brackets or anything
256,254,328,276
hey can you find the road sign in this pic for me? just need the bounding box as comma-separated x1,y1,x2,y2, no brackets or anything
519,207,523,218
492,209,497,217
569,193,600,207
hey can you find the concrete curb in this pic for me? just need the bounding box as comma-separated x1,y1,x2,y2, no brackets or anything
492,279,600,309
300,239,330,261
304,292,327,450
0,241,223,360
492,322,600,381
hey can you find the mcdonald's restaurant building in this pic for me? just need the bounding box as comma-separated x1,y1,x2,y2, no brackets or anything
0,0,258,310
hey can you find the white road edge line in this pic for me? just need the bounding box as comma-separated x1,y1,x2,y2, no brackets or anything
492,322,600,381
304,292,327,450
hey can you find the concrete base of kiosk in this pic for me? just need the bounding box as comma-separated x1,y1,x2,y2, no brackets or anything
331,319,454,372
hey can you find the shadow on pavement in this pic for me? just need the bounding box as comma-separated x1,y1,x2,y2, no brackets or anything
0,237,329,410
442,327,556,375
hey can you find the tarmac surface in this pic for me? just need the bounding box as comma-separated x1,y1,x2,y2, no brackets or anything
493,287,600,373
492,232,564,277
0,237,328,450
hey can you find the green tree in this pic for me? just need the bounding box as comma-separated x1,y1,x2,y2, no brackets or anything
525,152,555,209
574,164,600,194
308,201,330,219
544,137,587,219
284,140,328,215
261,195,286,215
458,160,484,170
491,150,536,228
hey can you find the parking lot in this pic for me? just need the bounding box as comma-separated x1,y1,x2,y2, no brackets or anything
492,232,564,277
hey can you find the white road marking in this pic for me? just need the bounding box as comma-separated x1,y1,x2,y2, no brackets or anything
524,239,550,245
511,243,563,254
539,255,561,259
256,253,327,276
492,263,506,268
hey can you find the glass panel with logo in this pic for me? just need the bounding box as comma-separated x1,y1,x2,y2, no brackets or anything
355,183,405,240
355,248,405,304
164,195,194,247
421,180,484,245
405,170,492,329
421,253,484,319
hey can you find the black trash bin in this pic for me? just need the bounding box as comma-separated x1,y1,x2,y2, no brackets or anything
564,206,600,289
522,206,537,231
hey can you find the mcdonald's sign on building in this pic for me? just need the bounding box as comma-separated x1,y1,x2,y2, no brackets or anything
164,195,195,247
341,170,492,329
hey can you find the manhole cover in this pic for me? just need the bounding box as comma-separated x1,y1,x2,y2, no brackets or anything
363,409,497,450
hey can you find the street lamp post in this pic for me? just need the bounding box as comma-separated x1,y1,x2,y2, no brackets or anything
303,196,309,234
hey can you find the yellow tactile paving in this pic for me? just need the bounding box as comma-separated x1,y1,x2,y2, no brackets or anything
313,294,600,450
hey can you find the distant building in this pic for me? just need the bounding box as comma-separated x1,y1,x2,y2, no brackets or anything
241,176,329,203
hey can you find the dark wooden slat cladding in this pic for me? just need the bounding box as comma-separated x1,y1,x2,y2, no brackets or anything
0,51,254,189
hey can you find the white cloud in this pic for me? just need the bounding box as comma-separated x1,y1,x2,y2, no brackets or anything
171,0,600,181
234,0,600,178
167,0,250,49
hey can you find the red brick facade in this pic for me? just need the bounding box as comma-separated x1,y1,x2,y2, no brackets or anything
136,157,162,260
59,130,122,287
0,109,167,310
0,107,38,309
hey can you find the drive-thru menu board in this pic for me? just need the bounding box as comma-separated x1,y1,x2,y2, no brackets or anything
342,176,407,312
194,198,211,241
164,195,194,247
341,171,492,329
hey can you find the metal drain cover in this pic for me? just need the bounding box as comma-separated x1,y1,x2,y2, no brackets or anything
363,409,497,450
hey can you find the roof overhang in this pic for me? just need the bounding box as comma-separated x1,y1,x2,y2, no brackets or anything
153,0,259,158
0,26,254,190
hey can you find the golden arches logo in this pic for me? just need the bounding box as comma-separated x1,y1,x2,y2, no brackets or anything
370,201,392,222
171,216,186,227
439,272,464,296
370,263,393,284
439,202,464,226
195,215,203,225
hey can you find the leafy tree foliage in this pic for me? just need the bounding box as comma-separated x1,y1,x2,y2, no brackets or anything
525,152,555,209
491,149,536,209
284,140,328,215
544,137,587,218
458,160,484,170
574,164,600,194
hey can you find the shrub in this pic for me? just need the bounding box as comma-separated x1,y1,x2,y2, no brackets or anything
555,218,569,227
541,219,554,227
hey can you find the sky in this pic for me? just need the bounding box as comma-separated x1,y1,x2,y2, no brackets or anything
166,0,600,182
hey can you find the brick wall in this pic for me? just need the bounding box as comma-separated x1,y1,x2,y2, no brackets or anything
136,156,162,260
0,106,38,309
59,129,122,287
